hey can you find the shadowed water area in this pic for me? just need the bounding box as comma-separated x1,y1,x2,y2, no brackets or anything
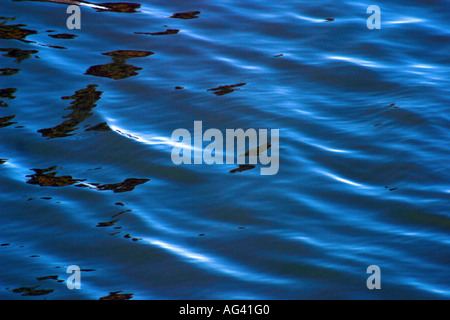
0,0,449,299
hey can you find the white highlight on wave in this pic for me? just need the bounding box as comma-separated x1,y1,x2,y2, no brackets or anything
316,170,367,188
326,55,384,69
143,237,292,285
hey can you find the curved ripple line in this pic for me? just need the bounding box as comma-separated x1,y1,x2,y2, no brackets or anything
143,237,292,285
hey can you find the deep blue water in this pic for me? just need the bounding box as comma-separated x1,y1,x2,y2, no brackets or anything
0,0,449,299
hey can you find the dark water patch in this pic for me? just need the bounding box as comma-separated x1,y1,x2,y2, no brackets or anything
38,84,102,138
84,122,111,132
135,29,179,36
26,166,85,187
99,291,133,300
11,286,54,296
0,68,20,76
207,83,247,96
229,165,256,174
85,50,153,80
48,33,77,39
0,48,38,63
0,115,17,128
170,11,200,19
86,167,102,172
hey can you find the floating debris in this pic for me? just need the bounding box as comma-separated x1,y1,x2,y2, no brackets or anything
96,219,119,227
207,83,247,96
11,286,54,296
85,122,111,132
48,33,77,39
96,2,141,13
26,166,85,187
174,86,184,90
239,142,271,157
99,291,133,300
13,0,140,13
0,115,17,128
93,178,150,193
135,29,179,36
36,275,59,281
229,164,256,173
0,48,38,63
0,68,20,76
38,84,103,138
324,18,334,22
0,88,17,99
274,54,283,57
0,20,37,40
170,11,200,19
85,50,153,80
0,159,8,164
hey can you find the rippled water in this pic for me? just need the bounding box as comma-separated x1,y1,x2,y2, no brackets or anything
1,0,449,299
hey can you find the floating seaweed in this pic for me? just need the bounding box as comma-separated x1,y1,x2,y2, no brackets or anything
96,219,119,227
11,286,54,296
93,178,150,193
0,19,37,41
85,50,153,80
26,166,85,187
207,83,246,96
239,143,271,157
36,275,59,281
229,165,256,173
0,48,38,63
13,0,141,13
38,84,103,138
0,88,17,99
0,68,20,76
134,29,179,36
85,122,111,132
0,115,17,128
99,291,133,300
48,33,77,39
96,2,141,12
170,11,200,19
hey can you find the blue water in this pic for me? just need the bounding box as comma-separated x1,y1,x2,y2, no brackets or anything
0,0,449,299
